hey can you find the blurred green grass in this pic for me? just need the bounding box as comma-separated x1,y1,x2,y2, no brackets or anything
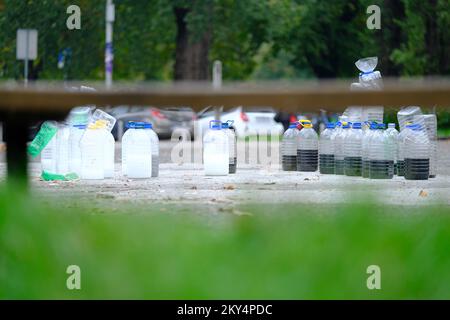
1,187,450,299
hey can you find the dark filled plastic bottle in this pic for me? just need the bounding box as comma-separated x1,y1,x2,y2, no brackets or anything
362,123,378,178
281,123,298,171
334,122,350,175
369,124,394,179
297,120,318,172
319,122,335,174
222,121,237,174
404,124,430,180
344,122,363,176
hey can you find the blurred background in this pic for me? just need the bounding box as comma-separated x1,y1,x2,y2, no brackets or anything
0,0,449,140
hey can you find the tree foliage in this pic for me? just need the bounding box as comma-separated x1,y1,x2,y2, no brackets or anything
0,0,448,81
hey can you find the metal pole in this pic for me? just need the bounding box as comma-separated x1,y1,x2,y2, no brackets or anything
212,60,222,121
24,30,29,87
105,0,114,88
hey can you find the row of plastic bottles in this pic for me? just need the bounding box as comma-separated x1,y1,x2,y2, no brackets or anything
281,119,434,180
203,120,237,176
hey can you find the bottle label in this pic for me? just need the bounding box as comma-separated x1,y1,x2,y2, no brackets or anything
27,121,58,158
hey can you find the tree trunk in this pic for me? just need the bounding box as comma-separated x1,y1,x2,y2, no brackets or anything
174,7,211,80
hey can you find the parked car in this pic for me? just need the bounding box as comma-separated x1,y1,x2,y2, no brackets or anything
196,106,284,138
109,106,196,140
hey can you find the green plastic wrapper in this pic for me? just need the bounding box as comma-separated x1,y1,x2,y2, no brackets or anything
41,171,79,181
27,121,58,158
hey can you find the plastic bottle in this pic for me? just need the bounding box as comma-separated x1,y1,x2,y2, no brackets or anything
80,122,106,180
222,121,237,174
397,106,422,132
344,122,363,176
203,120,229,176
404,124,430,180
297,120,318,172
397,123,414,176
122,122,153,179
103,127,115,178
361,122,377,178
146,123,160,177
55,123,71,175
41,134,57,173
422,114,438,178
369,124,394,179
385,123,399,175
334,122,350,175
69,124,86,176
319,122,335,174
281,123,299,171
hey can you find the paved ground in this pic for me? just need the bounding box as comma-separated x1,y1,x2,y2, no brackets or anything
1,140,449,209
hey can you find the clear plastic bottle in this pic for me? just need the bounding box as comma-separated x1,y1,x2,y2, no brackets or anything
362,122,378,178
319,122,335,174
404,124,430,180
397,123,414,176
397,106,422,132
385,123,399,175
281,123,299,171
146,123,160,177
369,123,394,179
40,121,58,174
422,114,438,178
80,122,105,180
344,122,363,176
122,122,153,179
297,120,318,172
334,122,350,175
203,120,229,176
69,124,87,175
222,121,237,174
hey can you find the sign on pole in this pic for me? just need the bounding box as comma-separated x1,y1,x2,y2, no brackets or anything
16,29,38,85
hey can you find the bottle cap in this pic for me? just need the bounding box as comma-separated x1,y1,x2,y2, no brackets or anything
378,123,386,129
127,121,152,129
352,122,362,129
209,120,222,130
326,122,336,129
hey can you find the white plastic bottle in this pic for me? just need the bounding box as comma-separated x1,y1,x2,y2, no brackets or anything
203,120,229,176
122,122,152,179
80,122,105,180
69,124,86,175
103,128,115,178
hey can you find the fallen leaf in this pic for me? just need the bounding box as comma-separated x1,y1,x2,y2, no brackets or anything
419,190,428,197
224,184,236,190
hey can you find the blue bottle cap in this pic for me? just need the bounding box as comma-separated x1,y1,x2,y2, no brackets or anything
221,122,229,129
369,122,378,130
378,123,386,129
326,122,336,129
127,121,152,129
209,120,222,130
73,124,87,129
352,122,362,129
289,123,298,129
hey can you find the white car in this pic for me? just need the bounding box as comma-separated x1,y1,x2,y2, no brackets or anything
196,106,284,138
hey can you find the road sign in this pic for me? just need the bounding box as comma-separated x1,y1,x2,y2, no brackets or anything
16,29,38,60
16,29,38,86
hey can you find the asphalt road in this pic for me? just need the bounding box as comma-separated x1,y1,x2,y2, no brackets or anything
0,139,448,210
